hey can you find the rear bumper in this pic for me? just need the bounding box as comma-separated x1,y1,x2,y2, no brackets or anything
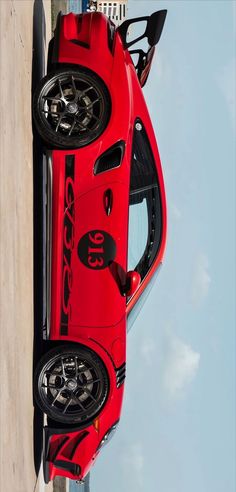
51,12,115,87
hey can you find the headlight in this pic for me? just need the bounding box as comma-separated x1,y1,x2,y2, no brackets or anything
97,421,119,452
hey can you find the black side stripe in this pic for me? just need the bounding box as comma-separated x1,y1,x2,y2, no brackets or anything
60,155,75,336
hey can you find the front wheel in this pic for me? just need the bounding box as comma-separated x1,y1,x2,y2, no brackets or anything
34,344,109,424
33,68,111,149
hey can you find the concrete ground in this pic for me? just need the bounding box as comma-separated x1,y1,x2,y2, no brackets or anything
0,1,52,491
51,0,68,29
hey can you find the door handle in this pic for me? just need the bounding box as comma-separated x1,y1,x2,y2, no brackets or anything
103,189,113,216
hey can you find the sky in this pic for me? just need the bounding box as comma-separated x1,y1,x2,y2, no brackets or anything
87,0,236,492
72,1,236,491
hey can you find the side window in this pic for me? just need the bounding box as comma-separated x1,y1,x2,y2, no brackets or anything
128,121,162,281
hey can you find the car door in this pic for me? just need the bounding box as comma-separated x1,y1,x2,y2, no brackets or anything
68,181,129,328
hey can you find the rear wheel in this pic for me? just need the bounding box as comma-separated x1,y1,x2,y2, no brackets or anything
33,68,111,149
34,344,109,424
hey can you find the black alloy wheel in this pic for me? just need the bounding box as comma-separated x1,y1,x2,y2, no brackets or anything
34,345,109,424
33,68,111,149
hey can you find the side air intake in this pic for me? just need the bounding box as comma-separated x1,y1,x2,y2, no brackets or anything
94,141,125,175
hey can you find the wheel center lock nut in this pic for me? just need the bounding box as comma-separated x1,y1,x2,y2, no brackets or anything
67,102,78,114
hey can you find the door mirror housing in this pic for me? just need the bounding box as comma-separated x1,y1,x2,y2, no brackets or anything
125,271,141,297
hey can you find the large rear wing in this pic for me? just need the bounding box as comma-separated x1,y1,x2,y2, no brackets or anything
118,10,167,87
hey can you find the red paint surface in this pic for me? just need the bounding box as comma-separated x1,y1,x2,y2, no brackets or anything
44,11,167,481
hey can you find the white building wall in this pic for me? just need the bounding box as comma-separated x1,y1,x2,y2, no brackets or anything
96,1,128,26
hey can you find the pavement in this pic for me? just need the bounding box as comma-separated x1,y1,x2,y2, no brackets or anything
0,1,52,491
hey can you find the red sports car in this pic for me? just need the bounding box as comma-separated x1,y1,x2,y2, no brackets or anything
33,9,167,484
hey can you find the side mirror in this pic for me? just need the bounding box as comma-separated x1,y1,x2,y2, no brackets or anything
125,271,141,297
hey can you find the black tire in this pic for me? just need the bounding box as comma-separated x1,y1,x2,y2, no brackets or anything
33,67,111,149
34,344,109,424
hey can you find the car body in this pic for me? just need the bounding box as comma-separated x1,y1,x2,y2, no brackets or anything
33,9,167,483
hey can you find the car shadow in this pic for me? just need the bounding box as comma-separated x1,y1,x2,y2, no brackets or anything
32,0,47,478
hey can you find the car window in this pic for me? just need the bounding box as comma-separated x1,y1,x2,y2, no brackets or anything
128,198,148,271
127,120,162,281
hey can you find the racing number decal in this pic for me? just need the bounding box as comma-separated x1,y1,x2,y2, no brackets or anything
77,230,116,270
87,231,105,268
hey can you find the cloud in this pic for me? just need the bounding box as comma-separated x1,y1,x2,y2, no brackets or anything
140,338,156,366
162,336,200,400
171,203,182,221
218,57,236,129
191,253,211,307
122,443,144,488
